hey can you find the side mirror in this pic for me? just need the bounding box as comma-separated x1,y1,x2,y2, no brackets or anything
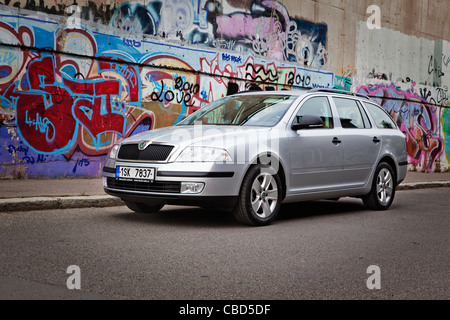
292,115,324,130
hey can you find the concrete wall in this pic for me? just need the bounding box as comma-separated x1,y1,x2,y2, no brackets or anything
0,0,449,177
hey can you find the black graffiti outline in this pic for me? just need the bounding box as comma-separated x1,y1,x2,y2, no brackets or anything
149,80,195,107
287,71,311,87
428,55,445,78
244,63,279,84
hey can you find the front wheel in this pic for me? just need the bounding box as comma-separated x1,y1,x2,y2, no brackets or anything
124,201,164,213
233,165,282,226
362,162,396,210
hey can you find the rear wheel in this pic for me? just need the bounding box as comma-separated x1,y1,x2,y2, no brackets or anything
124,201,164,213
362,162,396,210
233,165,282,226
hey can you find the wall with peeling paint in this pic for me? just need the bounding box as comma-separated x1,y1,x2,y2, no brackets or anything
0,0,449,178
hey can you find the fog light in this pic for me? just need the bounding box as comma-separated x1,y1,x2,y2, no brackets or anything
180,182,205,194
102,176,107,188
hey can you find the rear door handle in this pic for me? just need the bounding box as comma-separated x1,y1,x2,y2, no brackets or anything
373,137,381,144
332,137,342,145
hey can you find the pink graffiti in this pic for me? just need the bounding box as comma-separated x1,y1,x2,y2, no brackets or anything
216,0,289,39
358,84,443,171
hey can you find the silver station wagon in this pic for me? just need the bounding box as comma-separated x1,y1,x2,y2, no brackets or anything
103,88,408,226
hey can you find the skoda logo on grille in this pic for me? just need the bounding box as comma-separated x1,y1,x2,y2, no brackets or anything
138,140,151,150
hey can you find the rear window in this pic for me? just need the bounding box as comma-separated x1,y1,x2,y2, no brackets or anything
333,97,370,129
363,102,397,129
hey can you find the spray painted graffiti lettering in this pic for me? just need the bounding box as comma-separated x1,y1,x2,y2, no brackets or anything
245,62,279,84
287,72,311,87
21,154,48,164
7,143,29,157
123,38,142,48
24,111,56,142
443,54,450,68
222,53,242,64
358,84,444,171
0,3,335,178
73,158,90,174
419,86,449,107
428,55,445,78
148,77,197,107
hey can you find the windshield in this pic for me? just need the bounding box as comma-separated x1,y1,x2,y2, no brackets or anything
178,94,298,127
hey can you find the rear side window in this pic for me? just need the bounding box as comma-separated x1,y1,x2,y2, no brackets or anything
297,96,334,129
333,97,370,129
363,102,396,129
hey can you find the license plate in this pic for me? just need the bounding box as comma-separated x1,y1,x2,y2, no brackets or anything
116,166,155,181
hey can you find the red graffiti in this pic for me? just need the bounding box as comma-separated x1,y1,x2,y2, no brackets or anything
14,56,78,154
67,78,126,141
13,55,127,155
97,57,141,103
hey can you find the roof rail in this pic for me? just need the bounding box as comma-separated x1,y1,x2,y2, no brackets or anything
308,88,370,100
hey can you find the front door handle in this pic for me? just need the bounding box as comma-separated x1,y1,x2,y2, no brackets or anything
332,137,342,145
373,137,381,144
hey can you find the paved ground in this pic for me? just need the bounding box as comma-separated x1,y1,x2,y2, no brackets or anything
1,188,449,300
1,171,450,212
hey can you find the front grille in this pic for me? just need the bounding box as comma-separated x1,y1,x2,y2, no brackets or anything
118,144,174,161
107,177,181,193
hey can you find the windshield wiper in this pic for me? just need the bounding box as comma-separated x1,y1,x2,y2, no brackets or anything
239,108,267,126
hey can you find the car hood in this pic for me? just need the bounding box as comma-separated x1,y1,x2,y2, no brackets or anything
121,125,273,150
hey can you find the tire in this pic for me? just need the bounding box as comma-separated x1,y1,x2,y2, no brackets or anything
124,201,164,213
362,162,396,210
233,165,282,226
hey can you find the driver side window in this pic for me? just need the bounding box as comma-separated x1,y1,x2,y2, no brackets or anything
297,96,334,129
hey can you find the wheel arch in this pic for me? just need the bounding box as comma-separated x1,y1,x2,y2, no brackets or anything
377,155,398,186
245,152,287,201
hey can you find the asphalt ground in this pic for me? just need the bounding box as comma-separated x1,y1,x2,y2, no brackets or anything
1,172,450,212
0,188,449,300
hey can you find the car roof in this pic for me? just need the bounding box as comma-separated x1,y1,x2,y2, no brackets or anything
232,88,371,101
308,88,371,100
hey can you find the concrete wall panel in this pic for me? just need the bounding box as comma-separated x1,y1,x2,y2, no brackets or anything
0,0,449,177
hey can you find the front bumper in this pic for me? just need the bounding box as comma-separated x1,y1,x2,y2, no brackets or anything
104,187,238,208
102,159,247,208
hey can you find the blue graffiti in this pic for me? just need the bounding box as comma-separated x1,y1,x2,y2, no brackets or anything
222,53,242,63
8,143,30,157
72,158,90,174
24,111,56,142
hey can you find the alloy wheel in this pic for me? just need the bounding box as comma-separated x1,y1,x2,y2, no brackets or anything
250,172,279,218
376,168,393,205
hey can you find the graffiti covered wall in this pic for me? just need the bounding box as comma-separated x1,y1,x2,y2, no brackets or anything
355,21,449,172
0,1,334,178
0,0,449,178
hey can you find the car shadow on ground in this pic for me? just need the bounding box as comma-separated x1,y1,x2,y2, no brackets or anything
278,198,367,221
113,206,238,228
112,197,369,228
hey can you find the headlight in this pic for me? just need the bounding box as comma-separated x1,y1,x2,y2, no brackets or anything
175,146,233,163
107,144,120,159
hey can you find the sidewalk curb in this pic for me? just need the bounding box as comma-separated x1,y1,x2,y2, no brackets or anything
0,195,124,213
0,182,449,212
397,181,450,190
